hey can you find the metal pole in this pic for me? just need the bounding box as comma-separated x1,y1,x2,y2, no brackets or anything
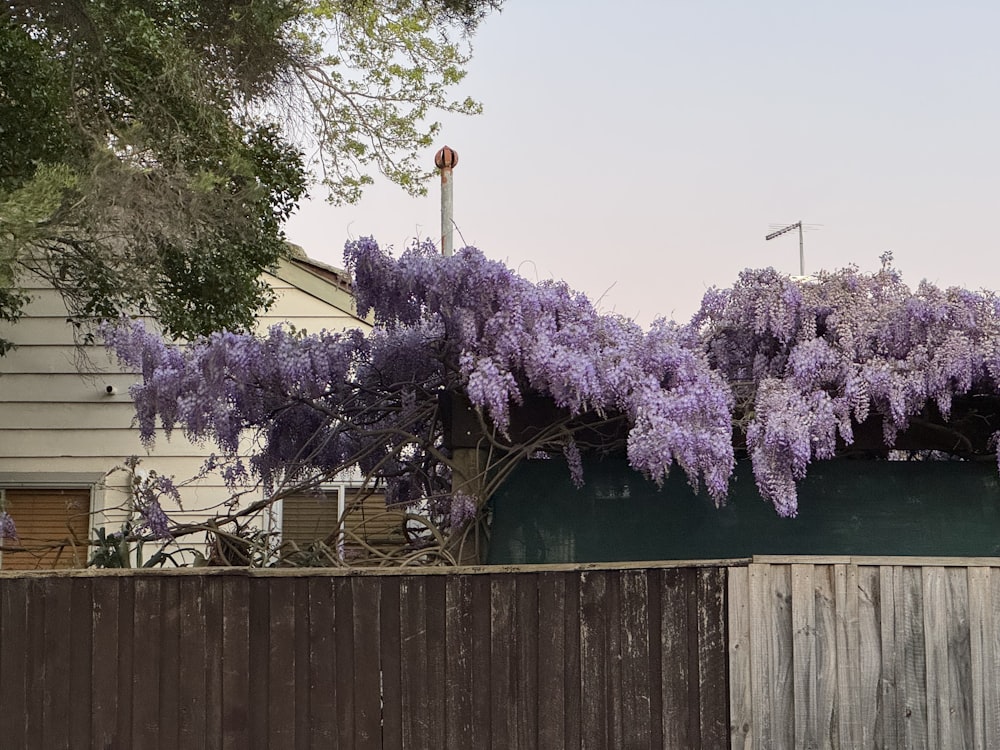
798,221,804,276
434,146,458,256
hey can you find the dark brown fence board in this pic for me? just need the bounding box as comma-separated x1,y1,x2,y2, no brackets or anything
469,573,494,748
697,566,730,748
424,575,448,749
605,570,623,747
40,579,71,749
661,568,693,749
90,577,119,747
399,575,428,748
444,574,475,749
377,576,402,750
562,569,582,750
178,576,208,747
620,569,653,747
293,578,311,750
490,573,518,748
25,578,46,750
267,577,297,748
351,575,382,749
203,575,225,750
131,577,162,748
537,571,567,749
306,577,337,749
333,576,356,748
0,579,28,743
221,575,250,750
159,577,181,750
579,570,609,750
248,577,270,750
69,576,93,748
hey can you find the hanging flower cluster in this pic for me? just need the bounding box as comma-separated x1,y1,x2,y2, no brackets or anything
695,254,1000,515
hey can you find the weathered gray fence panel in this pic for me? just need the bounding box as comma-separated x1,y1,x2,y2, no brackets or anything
730,559,1000,750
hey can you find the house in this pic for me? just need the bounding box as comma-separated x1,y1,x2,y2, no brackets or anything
0,251,390,569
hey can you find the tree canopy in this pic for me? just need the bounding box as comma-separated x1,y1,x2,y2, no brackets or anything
77,244,1000,566
0,0,500,343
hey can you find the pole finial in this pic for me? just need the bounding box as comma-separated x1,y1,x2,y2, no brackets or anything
435,146,459,170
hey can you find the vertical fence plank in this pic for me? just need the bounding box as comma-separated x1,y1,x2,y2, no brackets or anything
25,578,46,750
159,577,181,750
41,578,72,750
222,574,250,750
470,573,494,749
537,572,567,749
987,568,1000,750
661,567,692,750
399,575,428,749
445,574,475,750
203,575,225,750
334,577,357,749
379,576,401,750
425,575,448,750
813,565,838,747
835,564,862,748
515,573,539,749
68,577,93,748
131,577,162,748
307,576,337,749
580,570,609,750
945,567,973,749
90,577,120,747
923,566,949,748
115,578,136,746
267,578,297,748
748,564,772,749
178,575,207,748
899,565,929,750
293,579,311,750
792,564,816,749
620,570,651,748
697,566,729,748
877,565,899,749
562,569,582,750
0,578,28,745
768,564,794,749
727,566,751,750
857,566,882,749
350,575,382,749
489,573,518,748
247,577,270,750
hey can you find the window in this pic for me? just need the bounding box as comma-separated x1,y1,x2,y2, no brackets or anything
0,488,91,570
280,486,405,560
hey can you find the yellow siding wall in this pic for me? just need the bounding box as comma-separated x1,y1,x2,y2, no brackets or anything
0,263,368,563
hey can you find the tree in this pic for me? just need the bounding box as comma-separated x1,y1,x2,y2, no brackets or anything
0,0,500,344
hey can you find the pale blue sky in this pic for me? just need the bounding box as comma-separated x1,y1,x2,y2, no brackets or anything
285,2,1000,326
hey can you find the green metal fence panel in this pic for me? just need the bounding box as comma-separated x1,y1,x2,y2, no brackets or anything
487,458,1000,564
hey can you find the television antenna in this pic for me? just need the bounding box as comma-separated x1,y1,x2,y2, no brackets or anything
765,222,822,276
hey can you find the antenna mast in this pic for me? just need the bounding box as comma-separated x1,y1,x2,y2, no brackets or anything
765,221,805,275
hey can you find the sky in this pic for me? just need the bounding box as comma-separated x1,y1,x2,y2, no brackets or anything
285,1,1000,327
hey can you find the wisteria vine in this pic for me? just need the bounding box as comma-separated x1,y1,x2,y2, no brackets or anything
103,242,1000,551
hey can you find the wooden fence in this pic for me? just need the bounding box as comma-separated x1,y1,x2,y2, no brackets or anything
0,562,733,750
728,557,1000,750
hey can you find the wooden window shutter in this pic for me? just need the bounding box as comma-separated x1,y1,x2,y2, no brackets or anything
0,488,91,570
281,489,404,556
